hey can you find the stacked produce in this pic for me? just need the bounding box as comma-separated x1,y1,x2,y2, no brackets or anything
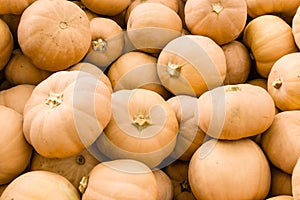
1,0,300,199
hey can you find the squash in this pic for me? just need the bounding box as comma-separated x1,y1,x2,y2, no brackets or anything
17,0,91,71
84,17,124,69
222,40,251,85
81,0,130,16
157,35,226,97
0,0,36,15
261,111,300,174
80,159,158,200
266,196,294,200
292,6,300,49
243,15,298,78
184,0,247,45
189,138,271,200
5,49,52,86
72,1,98,20
0,171,80,199
0,105,32,185
292,157,300,199
247,78,268,90
126,2,182,54
96,89,178,169
153,169,173,200
269,166,292,197
0,14,21,45
0,18,13,71
23,70,112,158
267,52,300,111
107,51,172,100
197,84,275,140
0,184,8,197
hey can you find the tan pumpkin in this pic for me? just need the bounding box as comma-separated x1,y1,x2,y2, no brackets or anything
84,17,124,69
80,159,158,200
126,2,182,54
5,49,52,86
292,157,300,199
153,169,173,200
247,78,268,90
261,111,300,174
222,40,251,85
17,0,91,71
0,14,19,47
267,53,300,111
23,70,112,158
292,6,300,49
197,84,275,140
0,0,36,15
266,196,294,200
107,51,172,100
189,138,271,200
243,15,298,78
269,166,292,197
96,88,178,169
81,0,130,16
0,170,80,199
0,105,32,185
72,1,99,20
157,35,226,97
0,18,13,71
184,0,247,45
0,84,35,114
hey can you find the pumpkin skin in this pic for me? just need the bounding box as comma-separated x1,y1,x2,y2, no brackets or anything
81,159,158,200
157,35,226,97
96,89,178,169
184,0,247,45
269,166,292,197
261,111,300,174
126,2,182,54
267,53,300,111
153,169,173,200
292,157,300,199
247,78,268,90
197,84,275,140
0,14,20,46
0,171,80,200
23,70,112,158
0,106,33,185
81,0,130,16
0,0,36,15
292,6,300,49
72,1,99,20
189,138,271,200
243,15,298,78
0,18,13,71
17,0,92,71
266,196,294,200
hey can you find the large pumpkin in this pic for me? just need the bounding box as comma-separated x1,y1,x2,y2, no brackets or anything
81,0,130,16
0,18,13,71
189,138,271,200
17,0,91,71
23,70,112,158
0,0,36,15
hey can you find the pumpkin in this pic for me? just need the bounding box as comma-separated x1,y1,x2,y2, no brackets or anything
292,6,300,49
266,196,294,200
96,88,178,169
0,18,13,71
269,166,292,197
189,138,271,200
166,95,207,161
268,53,300,111
243,15,298,78
23,70,112,158
72,1,99,20
126,2,182,54
84,17,124,69
184,0,247,45
0,84,35,114
0,105,32,185
0,14,19,47
0,171,80,199
0,184,8,197
107,51,172,100
292,157,300,199
81,0,130,16
222,40,251,85
153,169,173,200
0,0,36,15
5,49,52,86
17,0,91,71
157,35,226,97
80,159,158,200
261,111,300,174
197,84,275,140
247,78,268,90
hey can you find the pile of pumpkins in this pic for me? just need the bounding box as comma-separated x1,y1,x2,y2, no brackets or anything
1,0,300,199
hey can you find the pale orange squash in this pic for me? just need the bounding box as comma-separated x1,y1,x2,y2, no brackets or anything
0,14,20,45
247,78,268,90
153,169,173,200
81,0,130,16
292,6,300,49
72,1,99,20
0,18,13,71
269,166,292,197
292,157,300,199
0,0,36,15
17,0,91,71
266,196,294,200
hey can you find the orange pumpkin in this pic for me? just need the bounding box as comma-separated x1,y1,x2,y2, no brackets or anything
23,70,112,158
17,0,91,71
269,166,292,197
0,0,36,15
247,78,268,90
292,6,300,49
153,169,173,200
184,0,247,45
0,14,21,45
189,138,271,200
292,157,300,199
0,18,13,71
72,1,99,20
81,0,130,16
266,196,294,200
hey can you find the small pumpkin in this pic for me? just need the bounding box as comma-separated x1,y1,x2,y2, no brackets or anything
0,0,36,15
269,166,292,197
0,18,13,71
81,0,130,16
153,169,173,200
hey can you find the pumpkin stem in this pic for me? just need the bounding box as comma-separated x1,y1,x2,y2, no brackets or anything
132,113,151,132
272,78,282,89
167,61,184,77
45,91,63,109
211,2,223,14
79,176,89,194
92,38,107,52
180,179,192,192
75,155,86,165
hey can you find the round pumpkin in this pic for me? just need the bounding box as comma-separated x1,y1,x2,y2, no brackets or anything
243,15,298,78
184,0,247,45
23,70,112,158
17,0,92,71
81,0,130,16
0,170,80,200
72,1,98,20
0,18,13,71
266,196,294,200
197,84,275,140
157,35,226,97
269,166,292,197
292,6,300,49
0,0,36,15
0,14,21,45
247,78,268,90
189,138,271,200
81,159,158,200
292,157,300,199
153,169,173,200
96,88,178,169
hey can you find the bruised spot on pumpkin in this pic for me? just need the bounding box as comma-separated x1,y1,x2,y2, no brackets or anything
225,85,242,92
